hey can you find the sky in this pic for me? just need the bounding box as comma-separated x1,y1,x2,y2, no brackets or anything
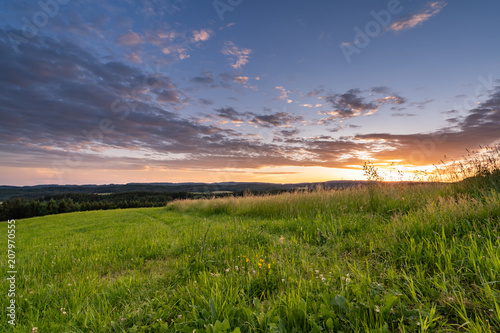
0,0,499,185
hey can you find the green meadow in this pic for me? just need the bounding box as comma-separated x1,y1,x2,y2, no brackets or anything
1,170,500,332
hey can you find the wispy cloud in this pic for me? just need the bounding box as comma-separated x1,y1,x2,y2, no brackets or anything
116,31,143,46
221,41,252,69
388,1,447,32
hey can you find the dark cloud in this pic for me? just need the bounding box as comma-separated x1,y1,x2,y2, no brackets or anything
190,72,214,85
307,88,324,97
250,112,304,128
279,129,300,137
198,98,214,106
409,99,435,109
391,113,416,117
371,86,391,94
317,87,408,124
214,107,246,122
322,89,379,121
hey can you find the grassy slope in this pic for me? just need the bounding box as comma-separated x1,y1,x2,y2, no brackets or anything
1,183,499,332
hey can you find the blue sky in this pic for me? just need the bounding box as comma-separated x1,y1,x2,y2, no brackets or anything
1,0,499,185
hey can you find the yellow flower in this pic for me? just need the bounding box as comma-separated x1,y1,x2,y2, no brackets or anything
258,263,262,266
246,258,249,262
267,264,271,269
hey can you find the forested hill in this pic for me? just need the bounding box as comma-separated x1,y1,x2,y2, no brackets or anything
0,181,366,201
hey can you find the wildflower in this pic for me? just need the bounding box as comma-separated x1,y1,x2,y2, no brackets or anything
279,236,284,245
62,311,67,315
157,318,162,322
282,279,285,282
246,258,249,262
32,328,38,333
225,268,230,273
178,315,182,319
258,263,262,266
375,305,380,313
268,264,271,269
30,291,34,294
235,266,239,271
68,283,72,286
252,270,256,274
346,278,351,283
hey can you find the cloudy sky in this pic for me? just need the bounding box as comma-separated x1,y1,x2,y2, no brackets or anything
1,0,499,185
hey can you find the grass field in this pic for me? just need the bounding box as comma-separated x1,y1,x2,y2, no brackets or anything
1,171,500,332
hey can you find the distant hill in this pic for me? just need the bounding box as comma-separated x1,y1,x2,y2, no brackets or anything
0,181,367,201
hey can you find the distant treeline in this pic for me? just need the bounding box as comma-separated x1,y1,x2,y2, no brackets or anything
0,190,294,220
0,191,230,220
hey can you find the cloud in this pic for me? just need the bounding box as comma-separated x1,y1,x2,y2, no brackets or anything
321,89,379,121
192,29,212,42
279,129,300,137
221,41,252,69
214,107,246,123
156,90,180,104
370,86,392,94
375,95,407,105
391,113,416,117
191,72,215,85
307,88,324,97
128,52,142,63
388,1,447,32
250,112,304,128
233,76,249,84
116,31,143,46
274,86,293,101
198,98,214,106
316,87,408,124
